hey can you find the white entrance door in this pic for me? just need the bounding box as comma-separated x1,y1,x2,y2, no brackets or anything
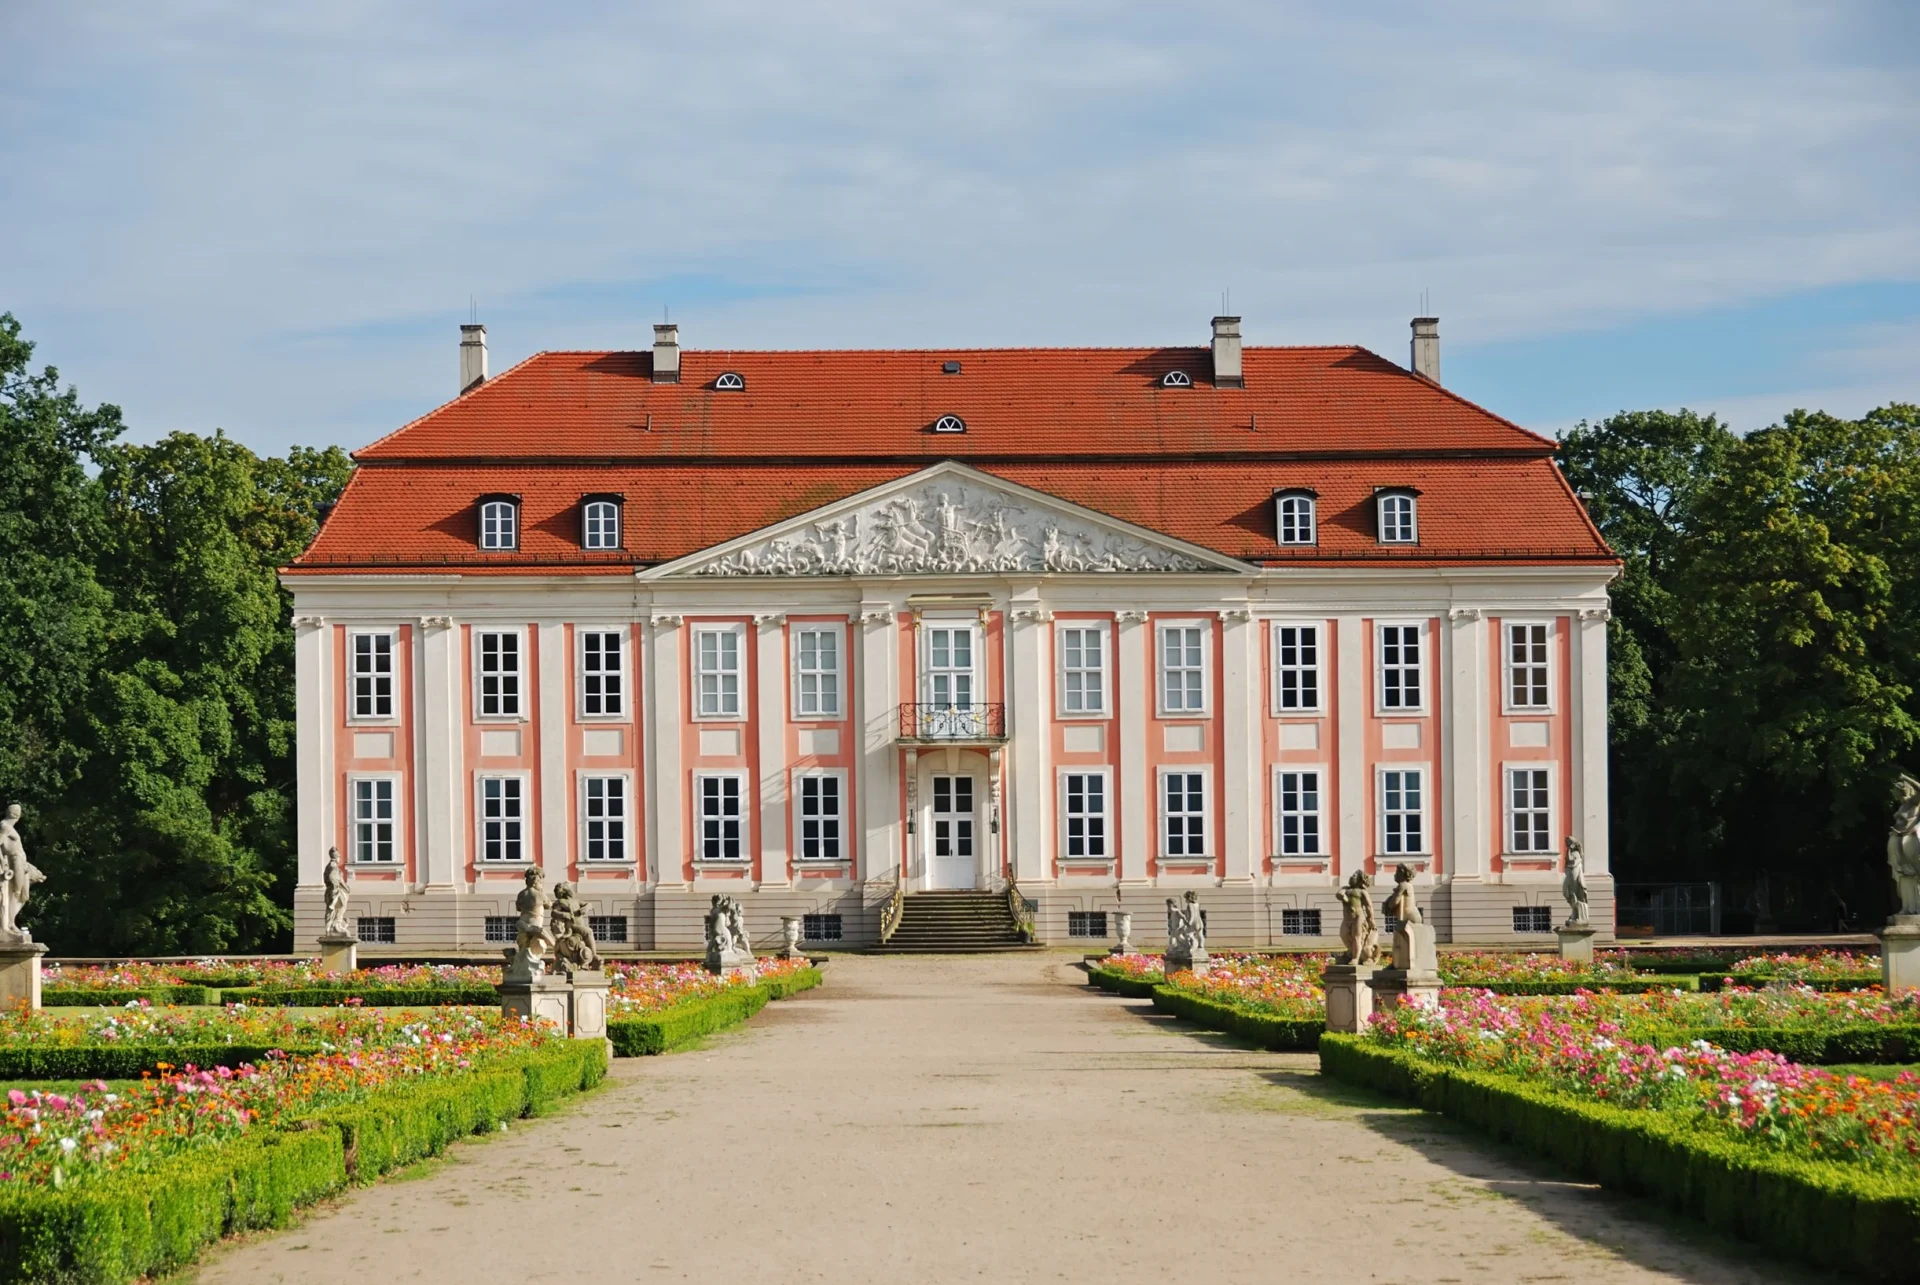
928,773,978,889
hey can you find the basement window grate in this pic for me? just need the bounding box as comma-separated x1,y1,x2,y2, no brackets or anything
1280,908,1322,936
589,915,628,943
1513,906,1553,934
483,916,515,943
803,913,843,942
1067,911,1108,938
356,916,396,945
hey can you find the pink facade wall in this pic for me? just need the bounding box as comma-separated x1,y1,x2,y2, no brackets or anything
1260,617,1340,878
332,622,417,885
1487,615,1573,874
1360,616,1442,877
1048,613,1117,880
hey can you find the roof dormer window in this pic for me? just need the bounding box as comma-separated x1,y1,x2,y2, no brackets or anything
714,371,745,391
1376,489,1419,544
582,495,622,550
478,496,520,551
1161,370,1192,388
1274,489,1317,545
932,414,967,434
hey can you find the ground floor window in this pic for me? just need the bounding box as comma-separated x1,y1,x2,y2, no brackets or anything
1063,772,1107,858
1161,771,1207,858
697,774,745,862
1513,905,1553,933
479,775,525,863
1280,908,1322,936
1379,769,1424,855
1276,770,1322,856
1067,910,1108,938
589,915,628,943
582,775,628,862
351,777,397,864
357,916,396,944
483,915,515,943
797,772,843,862
1507,767,1553,854
802,912,843,942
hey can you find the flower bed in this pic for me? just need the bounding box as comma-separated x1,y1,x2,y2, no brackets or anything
1698,950,1884,992
606,962,822,1056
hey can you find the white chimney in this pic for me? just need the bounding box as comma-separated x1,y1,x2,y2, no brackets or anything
1211,315,1242,388
652,323,680,384
1410,316,1440,383
459,324,487,394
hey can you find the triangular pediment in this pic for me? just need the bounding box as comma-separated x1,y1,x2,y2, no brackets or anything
642,463,1247,579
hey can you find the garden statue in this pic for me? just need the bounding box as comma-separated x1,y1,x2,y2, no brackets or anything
1890,775,1920,918
504,867,555,982
1163,890,1209,973
0,804,44,946
1381,863,1422,927
548,882,601,974
704,894,756,975
1337,871,1379,966
1562,836,1591,926
321,850,352,937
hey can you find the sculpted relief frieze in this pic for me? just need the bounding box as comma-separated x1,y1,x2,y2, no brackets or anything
686,482,1215,576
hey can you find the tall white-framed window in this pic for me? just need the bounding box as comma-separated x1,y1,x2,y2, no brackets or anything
1275,492,1316,545
1273,623,1322,713
475,630,524,719
795,770,845,862
348,630,396,721
478,498,518,551
1504,621,1553,710
1057,624,1108,716
1060,769,1109,859
1505,764,1554,854
1378,767,1427,855
1377,622,1424,712
1274,768,1324,857
348,775,399,864
1157,622,1209,715
580,773,630,863
793,625,842,719
1160,769,1209,859
578,629,625,718
477,774,528,863
695,773,746,861
1377,491,1417,544
922,623,976,709
694,626,743,719
581,499,621,550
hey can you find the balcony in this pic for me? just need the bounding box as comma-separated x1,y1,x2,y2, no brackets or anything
898,702,1007,745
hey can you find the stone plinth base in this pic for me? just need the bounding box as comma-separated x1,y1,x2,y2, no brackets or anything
317,932,358,976
1393,923,1438,973
1556,925,1597,963
0,943,47,1012
1371,969,1443,1014
1882,920,1920,995
499,976,573,1031
705,954,758,983
1165,948,1210,977
567,970,609,1041
1322,963,1377,1033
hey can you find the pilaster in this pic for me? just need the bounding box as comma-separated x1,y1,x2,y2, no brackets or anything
418,615,461,888
1009,593,1050,883
755,614,789,885
538,622,568,882
1334,615,1365,879
857,604,900,884
1446,607,1487,880
1116,610,1150,883
293,614,328,887
646,616,684,886
1220,608,1258,883
1575,606,1611,873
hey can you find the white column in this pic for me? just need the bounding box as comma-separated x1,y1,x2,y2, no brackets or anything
1220,608,1258,884
857,606,900,884
1334,615,1365,879
646,616,684,886
293,614,328,886
1009,596,1050,883
1116,610,1150,884
1445,608,1488,881
756,615,789,886
537,622,568,882
1575,607,1611,873
419,616,462,889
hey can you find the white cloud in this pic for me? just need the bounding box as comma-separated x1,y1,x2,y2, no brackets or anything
0,0,1914,450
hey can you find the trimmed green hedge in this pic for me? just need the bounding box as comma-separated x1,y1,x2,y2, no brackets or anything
1085,965,1163,999
1147,985,1323,1051
0,1044,317,1082
1627,1024,1920,1066
1620,952,1736,975
607,967,822,1057
0,1038,607,1284
1319,1035,1920,1281
1467,977,1699,995
218,985,498,1007
1700,973,1882,993
42,987,213,1008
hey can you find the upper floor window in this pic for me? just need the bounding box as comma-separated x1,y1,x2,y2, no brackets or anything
1058,625,1107,715
1275,624,1320,712
1275,491,1316,545
1506,622,1551,709
1378,623,1423,711
582,498,621,550
349,631,395,720
477,631,522,718
1377,491,1417,544
794,626,841,718
479,497,519,551
1161,370,1192,388
714,371,746,391
580,630,624,717
1158,623,1208,714
695,627,742,718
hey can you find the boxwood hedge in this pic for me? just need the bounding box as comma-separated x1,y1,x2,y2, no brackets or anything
1318,1034,1920,1281
1085,964,1162,999
606,966,822,1057
1470,977,1699,995
1626,1024,1920,1066
0,1038,607,1285
217,985,499,1008
1700,974,1883,994
42,987,213,1008
0,1045,316,1082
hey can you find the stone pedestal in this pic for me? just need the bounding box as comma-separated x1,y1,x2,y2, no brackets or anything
1882,920,1920,995
705,952,758,982
1371,968,1443,1014
499,975,573,1030
317,932,358,976
1322,962,1376,1033
1556,924,1597,963
1165,944,1210,977
567,970,609,1041
1110,911,1135,956
0,942,47,1012
1393,923,1438,974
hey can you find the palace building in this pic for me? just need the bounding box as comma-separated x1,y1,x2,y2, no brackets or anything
284,314,1618,953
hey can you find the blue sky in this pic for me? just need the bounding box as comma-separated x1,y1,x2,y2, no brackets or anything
1,1,1914,455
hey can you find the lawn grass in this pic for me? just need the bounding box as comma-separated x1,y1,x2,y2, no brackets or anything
1822,1063,1920,1082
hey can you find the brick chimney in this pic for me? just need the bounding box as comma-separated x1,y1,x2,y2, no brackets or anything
652,323,680,384
1410,316,1440,383
1211,315,1242,388
459,324,487,394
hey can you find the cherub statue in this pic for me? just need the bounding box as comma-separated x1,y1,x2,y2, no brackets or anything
1381,862,1422,927
0,804,44,945
1891,776,1920,918
321,849,352,937
504,867,554,981
1562,836,1592,926
549,881,601,973
1337,871,1379,966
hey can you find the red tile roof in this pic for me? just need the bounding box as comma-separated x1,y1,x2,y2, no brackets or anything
291,343,1613,573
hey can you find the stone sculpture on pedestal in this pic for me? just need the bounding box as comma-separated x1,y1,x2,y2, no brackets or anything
1323,871,1380,1033
1555,836,1599,962
498,867,575,1031
0,805,47,1010
1884,777,1920,994
317,851,358,975
1336,872,1379,967
1163,890,1209,975
548,882,602,974
704,894,758,979
504,867,556,983
1372,864,1441,1013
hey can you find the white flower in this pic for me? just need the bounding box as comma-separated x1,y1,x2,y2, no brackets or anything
58,1137,75,1153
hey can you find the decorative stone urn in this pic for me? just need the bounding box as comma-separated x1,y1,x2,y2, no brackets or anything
780,916,806,959
1110,910,1135,956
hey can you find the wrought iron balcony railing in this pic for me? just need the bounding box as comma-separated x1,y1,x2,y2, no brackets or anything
898,702,1007,743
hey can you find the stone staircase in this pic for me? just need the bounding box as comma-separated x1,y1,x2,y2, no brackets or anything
879,890,1037,953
